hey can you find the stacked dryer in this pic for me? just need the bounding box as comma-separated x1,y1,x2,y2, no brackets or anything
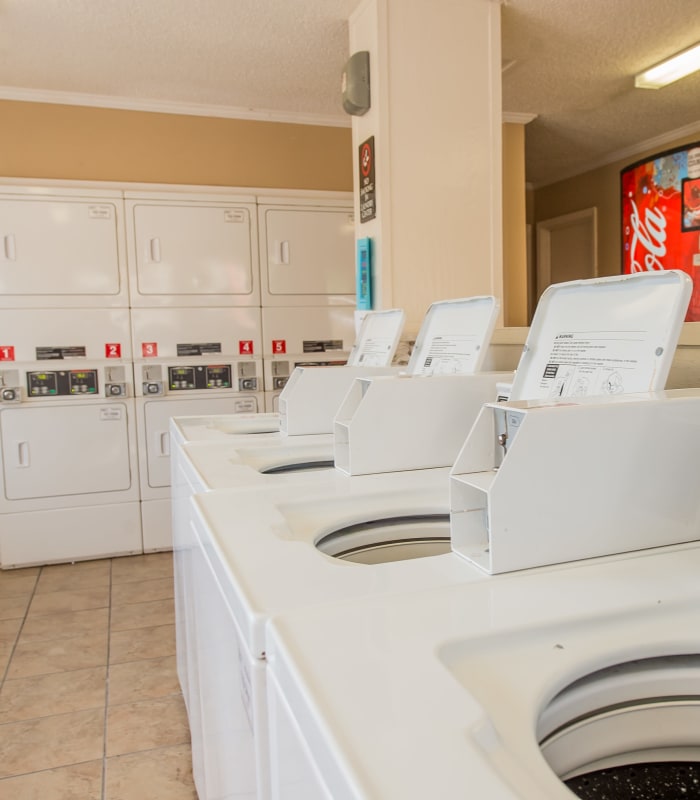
257,196,357,411
0,185,141,567
125,190,266,551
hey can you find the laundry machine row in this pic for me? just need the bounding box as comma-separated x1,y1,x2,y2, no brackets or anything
176,271,695,800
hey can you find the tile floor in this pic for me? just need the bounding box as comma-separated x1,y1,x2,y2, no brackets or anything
0,551,197,799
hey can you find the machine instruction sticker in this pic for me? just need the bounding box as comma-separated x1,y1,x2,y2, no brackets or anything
303,339,343,353
415,335,479,375
176,343,222,356
99,407,123,421
88,204,113,220
540,331,653,397
36,346,87,360
356,337,395,366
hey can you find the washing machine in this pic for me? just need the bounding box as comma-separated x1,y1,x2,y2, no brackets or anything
0,308,141,567
179,270,692,800
265,541,700,799
131,306,264,552
0,184,130,309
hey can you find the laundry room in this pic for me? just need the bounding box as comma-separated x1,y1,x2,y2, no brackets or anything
1,1,700,799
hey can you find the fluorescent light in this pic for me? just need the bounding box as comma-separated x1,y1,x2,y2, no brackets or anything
635,42,700,89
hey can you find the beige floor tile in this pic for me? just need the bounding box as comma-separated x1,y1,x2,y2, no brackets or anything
106,693,190,756
111,552,174,584
0,595,31,621
111,577,174,606
0,574,37,600
36,560,111,594
19,607,109,644
0,707,104,778
0,666,106,723
109,624,176,664
108,655,180,705
0,618,22,644
0,760,103,800
105,743,197,800
8,631,108,679
28,585,109,617
111,598,175,632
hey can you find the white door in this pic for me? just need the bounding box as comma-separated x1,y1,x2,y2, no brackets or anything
259,206,355,304
128,201,258,305
1,404,132,500
536,208,597,299
143,396,260,488
0,196,125,305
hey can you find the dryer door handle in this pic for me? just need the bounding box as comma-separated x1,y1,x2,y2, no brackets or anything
3,235,16,261
16,441,30,468
148,237,162,263
159,432,170,457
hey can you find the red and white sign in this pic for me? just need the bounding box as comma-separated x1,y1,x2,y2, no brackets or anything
142,342,158,358
105,343,122,359
0,346,15,362
239,340,254,355
272,339,287,355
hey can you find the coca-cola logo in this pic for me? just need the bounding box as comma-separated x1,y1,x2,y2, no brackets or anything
629,198,667,272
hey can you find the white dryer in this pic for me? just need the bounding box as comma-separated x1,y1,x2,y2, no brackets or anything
131,306,264,552
179,271,692,800
0,309,141,567
0,184,129,308
265,542,700,799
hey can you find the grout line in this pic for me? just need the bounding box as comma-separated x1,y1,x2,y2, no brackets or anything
101,557,114,800
0,567,42,689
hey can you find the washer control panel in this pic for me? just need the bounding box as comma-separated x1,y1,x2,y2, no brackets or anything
27,369,99,397
167,364,258,392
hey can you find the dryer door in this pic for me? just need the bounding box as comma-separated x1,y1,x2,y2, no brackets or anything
143,396,260,489
1,403,132,500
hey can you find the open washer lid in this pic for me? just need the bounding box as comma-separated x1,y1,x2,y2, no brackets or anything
346,308,405,367
406,296,500,375
509,270,691,401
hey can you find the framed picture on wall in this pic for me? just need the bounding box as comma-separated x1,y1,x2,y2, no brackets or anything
621,140,700,321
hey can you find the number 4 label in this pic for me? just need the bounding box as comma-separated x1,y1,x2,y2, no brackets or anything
239,340,254,355
0,346,15,361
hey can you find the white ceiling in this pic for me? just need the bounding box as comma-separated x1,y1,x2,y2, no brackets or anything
1,0,699,187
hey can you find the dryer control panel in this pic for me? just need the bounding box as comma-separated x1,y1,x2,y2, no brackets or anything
167,363,258,392
27,369,99,397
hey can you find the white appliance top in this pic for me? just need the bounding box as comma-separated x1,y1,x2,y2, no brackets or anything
509,270,691,401
406,296,499,376
266,542,700,799
191,468,461,657
170,413,281,446
345,309,405,367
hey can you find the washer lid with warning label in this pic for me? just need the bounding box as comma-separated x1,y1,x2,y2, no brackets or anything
346,308,405,368
509,270,691,402
406,296,500,376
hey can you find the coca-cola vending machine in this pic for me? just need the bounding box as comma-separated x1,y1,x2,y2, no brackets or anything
622,141,700,320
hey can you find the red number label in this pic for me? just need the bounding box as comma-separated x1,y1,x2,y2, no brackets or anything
105,343,122,358
0,346,15,361
239,340,254,355
272,339,286,354
142,342,158,358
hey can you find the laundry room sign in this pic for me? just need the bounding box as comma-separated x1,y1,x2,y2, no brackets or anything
359,136,376,223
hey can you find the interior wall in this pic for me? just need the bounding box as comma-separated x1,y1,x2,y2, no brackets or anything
502,122,527,326
0,100,353,191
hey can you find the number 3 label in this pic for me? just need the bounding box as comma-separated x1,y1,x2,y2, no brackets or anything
142,342,158,358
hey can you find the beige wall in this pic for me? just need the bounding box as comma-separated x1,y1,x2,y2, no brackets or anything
533,130,700,280
502,123,528,326
0,100,353,190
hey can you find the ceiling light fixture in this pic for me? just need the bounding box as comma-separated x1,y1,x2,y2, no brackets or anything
635,42,700,89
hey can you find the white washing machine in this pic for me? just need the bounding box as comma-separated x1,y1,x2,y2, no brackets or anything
180,271,692,800
0,184,129,308
265,542,700,799
0,308,141,567
131,306,264,552
124,189,260,308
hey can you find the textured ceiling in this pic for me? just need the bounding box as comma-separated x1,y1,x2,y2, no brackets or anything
1,0,699,187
